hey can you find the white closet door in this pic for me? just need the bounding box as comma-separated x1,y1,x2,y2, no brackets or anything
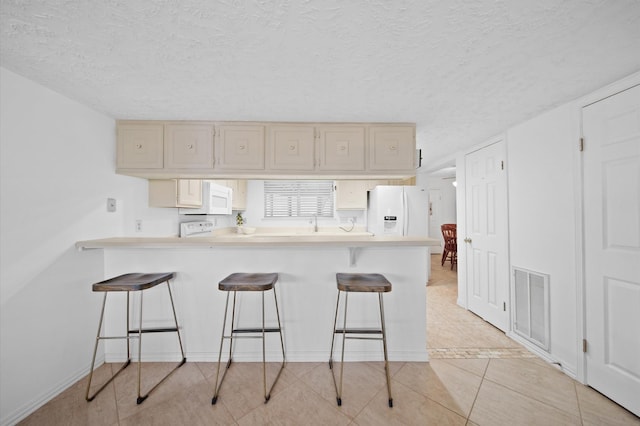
583,84,640,416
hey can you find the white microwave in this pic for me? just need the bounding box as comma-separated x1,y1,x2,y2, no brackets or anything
179,181,233,215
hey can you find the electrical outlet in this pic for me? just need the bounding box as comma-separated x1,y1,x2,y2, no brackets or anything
135,220,142,232
107,198,116,212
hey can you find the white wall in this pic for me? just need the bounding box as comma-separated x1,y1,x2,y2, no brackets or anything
0,67,172,425
506,103,578,374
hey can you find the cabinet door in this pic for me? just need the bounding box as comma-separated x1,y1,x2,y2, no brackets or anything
117,123,164,169
164,123,214,169
215,125,265,170
231,179,247,211
177,179,203,207
148,179,202,207
268,125,315,171
318,126,366,171
218,179,248,211
368,126,415,171
335,180,368,210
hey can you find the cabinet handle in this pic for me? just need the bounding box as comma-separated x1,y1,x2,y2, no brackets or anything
289,145,295,150
464,238,472,243
187,144,194,149
339,146,346,151
239,145,246,151
135,144,143,149
389,145,397,151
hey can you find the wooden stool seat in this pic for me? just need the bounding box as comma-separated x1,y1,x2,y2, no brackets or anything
336,273,392,293
218,272,278,291
86,272,185,405
92,272,175,292
212,272,285,405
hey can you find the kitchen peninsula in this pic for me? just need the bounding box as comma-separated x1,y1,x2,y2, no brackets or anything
77,231,439,363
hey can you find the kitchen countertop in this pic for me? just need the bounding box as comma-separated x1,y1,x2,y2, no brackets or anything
76,232,440,249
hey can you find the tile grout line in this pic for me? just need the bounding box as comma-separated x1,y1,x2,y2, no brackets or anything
480,373,583,420
392,362,473,422
108,363,123,426
574,381,585,426
464,357,491,425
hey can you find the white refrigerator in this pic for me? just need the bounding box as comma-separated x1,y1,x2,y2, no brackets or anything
367,186,429,237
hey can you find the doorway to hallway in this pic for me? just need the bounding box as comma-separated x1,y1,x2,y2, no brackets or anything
426,255,531,359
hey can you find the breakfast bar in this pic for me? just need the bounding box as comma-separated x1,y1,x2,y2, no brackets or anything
76,232,439,364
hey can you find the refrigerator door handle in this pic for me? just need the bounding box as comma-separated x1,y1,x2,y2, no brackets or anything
403,190,408,236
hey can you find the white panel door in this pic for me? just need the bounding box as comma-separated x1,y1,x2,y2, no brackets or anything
583,84,640,416
464,141,509,331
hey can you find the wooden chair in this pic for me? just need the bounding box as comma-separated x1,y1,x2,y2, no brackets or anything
441,224,457,269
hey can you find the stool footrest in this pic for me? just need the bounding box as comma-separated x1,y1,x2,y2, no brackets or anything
128,327,179,334
232,327,281,334
335,328,382,334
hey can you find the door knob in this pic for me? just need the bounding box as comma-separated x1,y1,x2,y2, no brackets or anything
464,238,472,243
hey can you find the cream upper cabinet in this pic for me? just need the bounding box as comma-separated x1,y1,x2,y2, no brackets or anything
148,179,202,208
217,179,248,211
215,124,265,170
317,126,366,171
116,120,416,179
164,123,214,169
117,123,164,169
368,125,415,171
335,180,368,210
268,125,315,171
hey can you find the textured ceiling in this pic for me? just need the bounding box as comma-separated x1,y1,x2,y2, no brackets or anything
1,1,640,168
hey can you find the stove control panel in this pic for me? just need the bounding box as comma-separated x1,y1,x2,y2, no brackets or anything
180,221,214,238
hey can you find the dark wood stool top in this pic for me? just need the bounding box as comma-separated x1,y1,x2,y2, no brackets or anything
219,273,279,291
92,272,175,292
336,273,392,293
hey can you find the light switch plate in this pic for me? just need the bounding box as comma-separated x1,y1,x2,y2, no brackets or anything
107,198,116,212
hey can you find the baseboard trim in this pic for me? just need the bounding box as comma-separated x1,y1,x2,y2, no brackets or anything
506,332,577,379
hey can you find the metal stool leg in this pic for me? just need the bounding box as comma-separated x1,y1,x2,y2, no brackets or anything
86,293,132,402
329,290,349,407
329,290,341,370
338,292,348,406
262,286,286,403
126,292,131,361
134,279,187,405
379,293,393,407
166,281,186,362
273,286,286,365
136,290,144,404
212,291,232,404
262,290,267,401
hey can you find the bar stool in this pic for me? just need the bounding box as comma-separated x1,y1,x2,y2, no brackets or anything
85,272,186,405
329,273,393,407
212,272,285,405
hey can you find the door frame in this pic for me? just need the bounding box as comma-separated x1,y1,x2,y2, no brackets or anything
575,71,640,384
455,136,511,332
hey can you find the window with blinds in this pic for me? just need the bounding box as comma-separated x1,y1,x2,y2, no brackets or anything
264,180,334,218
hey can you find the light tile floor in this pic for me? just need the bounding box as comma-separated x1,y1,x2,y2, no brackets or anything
19,256,639,425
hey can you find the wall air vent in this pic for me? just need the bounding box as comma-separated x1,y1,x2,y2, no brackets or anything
512,267,550,351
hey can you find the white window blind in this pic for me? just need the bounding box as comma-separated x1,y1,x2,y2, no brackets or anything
264,180,334,218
